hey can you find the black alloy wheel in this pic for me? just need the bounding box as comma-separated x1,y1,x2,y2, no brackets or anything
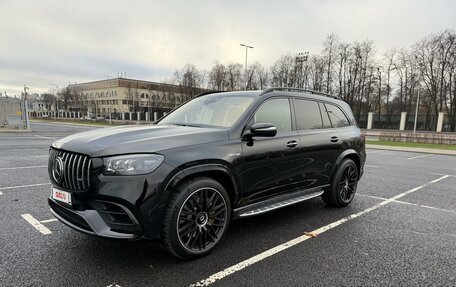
339,164,357,203
177,187,228,252
162,177,231,259
322,158,359,207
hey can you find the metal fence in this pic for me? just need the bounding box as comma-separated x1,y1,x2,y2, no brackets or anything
358,113,455,132
31,109,171,122
0,98,26,129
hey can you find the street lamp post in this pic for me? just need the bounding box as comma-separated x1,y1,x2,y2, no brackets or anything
377,67,382,125
295,52,309,88
413,88,420,134
49,84,59,119
23,85,30,130
413,63,424,134
240,43,254,90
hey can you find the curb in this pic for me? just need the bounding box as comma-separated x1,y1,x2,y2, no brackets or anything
31,121,103,128
367,144,456,156
31,120,119,128
31,119,147,128
0,128,32,133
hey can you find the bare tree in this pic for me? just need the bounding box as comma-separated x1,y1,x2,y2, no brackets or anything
270,54,296,87
124,83,139,112
413,30,456,130
383,48,397,125
41,93,55,111
322,33,339,94
249,62,269,90
173,64,205,101
208,61,226,90
224,62,243,91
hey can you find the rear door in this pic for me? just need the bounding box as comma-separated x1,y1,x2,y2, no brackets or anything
293,98,343,189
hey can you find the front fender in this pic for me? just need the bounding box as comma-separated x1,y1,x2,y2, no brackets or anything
164,163,240,204
140,162,240,240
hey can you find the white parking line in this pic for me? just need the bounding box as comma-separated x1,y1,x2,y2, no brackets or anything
0,183,50,191
0,136,44,139
358,193,456,214
40,218,58,223
34,134,56,140
0,191,3,195
0,155,48,159
407,154,433,160
418,204,456,213
357,193,386,200
0,165,47,171
190,175,449,287
21,214,52,235
364,165,380,168
429,172,456,177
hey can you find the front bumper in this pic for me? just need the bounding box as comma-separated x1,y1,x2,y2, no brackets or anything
47,161,177,240
48,197,142,239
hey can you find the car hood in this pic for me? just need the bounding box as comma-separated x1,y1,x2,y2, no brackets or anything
51,124,229,157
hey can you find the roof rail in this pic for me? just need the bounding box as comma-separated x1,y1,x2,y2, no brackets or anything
259,87,340,100
195,90,223,97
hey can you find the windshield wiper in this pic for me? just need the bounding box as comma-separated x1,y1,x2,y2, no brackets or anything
171,123,201,128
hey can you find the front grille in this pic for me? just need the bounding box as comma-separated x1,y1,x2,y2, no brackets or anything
49,148,92,191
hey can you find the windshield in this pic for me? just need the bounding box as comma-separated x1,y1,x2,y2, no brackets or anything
158,94,255,128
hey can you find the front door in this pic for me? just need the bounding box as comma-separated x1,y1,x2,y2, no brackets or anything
239,98,302,206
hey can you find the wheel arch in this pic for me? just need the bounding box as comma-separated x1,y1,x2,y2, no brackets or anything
164,163,240,208
333,149,361,178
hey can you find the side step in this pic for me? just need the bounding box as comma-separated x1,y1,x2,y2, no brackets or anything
235,189,324,218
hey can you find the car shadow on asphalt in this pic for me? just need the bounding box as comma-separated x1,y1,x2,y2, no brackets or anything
51,196,379,285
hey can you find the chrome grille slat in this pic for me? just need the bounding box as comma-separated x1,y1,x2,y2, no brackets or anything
69,154,75,190
66,154,72,190
63,152,70,188
81,157,88,190
71,154,77,190
76,155,82,190
87,159,92,188
49,149,92,191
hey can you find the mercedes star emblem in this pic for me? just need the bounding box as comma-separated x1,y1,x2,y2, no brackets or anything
52,157,64,183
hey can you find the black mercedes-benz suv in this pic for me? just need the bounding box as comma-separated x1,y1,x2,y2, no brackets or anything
48,87,365,259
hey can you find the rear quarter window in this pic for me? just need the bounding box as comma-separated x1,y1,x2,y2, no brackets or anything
324,103,351,128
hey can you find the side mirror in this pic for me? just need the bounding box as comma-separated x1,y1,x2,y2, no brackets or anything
250,122,277,137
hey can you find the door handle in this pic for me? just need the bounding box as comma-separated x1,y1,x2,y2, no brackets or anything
330,136,339,143
286,140,298,148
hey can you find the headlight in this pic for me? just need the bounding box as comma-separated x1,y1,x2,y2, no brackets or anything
103,154,164,175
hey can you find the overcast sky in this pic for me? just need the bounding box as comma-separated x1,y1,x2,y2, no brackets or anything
1,0,455,96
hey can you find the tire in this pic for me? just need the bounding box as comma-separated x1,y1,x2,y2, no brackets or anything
161,177,231,260
323,158,359,207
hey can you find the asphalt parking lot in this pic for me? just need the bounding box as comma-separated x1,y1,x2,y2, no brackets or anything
1,122,455,287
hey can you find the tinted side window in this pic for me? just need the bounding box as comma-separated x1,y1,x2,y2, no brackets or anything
319,103,332,128
294,99,322,130
254,98,291,133
325,103,350,128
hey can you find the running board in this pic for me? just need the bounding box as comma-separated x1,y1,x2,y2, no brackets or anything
234,189,324,218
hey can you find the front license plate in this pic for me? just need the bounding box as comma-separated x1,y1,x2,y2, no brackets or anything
52,187,72,206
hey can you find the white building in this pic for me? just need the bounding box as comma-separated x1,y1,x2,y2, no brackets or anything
68,78,206,116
